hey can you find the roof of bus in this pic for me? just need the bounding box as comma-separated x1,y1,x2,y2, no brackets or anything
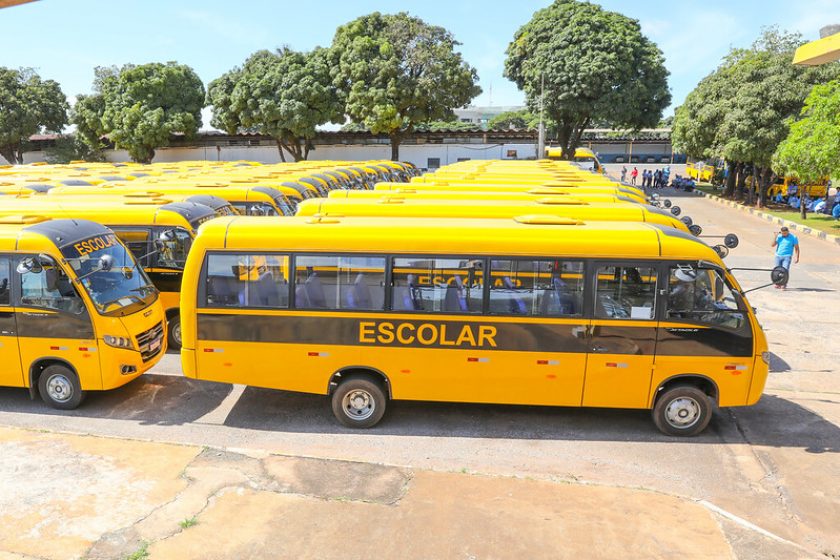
0,199,214,227
195,216,716,261
0,218,112,252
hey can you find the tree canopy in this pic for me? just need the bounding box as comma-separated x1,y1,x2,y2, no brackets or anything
774,80,840,183
208,48,342,162
92,62,205,163
672,28,840,206
504,0,670,160
0,67,68,164
329,12,481,160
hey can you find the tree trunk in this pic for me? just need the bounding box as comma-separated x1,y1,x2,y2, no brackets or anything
758,167,772,208
735,162,746,199
724,160,737,198
275,139,287,163
746,169,756,206
800,185,808,220
390,134,401,161
0,144,19,164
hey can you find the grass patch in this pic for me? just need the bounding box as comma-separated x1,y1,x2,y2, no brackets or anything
694,184,720,196
758,208,840,235
179,516,198,529
122,542,149,560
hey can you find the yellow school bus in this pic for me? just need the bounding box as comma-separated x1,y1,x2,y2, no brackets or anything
0,199,215,350
295,197,695,235
0,216,166,409
545,146,605,174
181,216,771,436
47,183,296,216
375,182,648,204
327,188,645,205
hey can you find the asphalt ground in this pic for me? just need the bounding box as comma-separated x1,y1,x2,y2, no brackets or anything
0,188,838,558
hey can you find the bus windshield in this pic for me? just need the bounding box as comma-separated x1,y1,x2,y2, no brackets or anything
61,233,157,315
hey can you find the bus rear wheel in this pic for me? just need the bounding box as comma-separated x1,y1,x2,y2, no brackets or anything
331,377,386,429
38,364,86,410
652,386,712,437
168,315,182,351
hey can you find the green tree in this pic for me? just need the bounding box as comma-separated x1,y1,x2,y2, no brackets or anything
488,109,537,130
504,0,670,160
44,134,105,164
774,80,840,184
330,12,481,160
208,48,342,162
71,92,108,159
95,62,205,163
0,67,68,164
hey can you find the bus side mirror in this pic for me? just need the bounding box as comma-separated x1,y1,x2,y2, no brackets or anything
724,233,739,249
771,266,788,286
159,229,176,243
689,224,703,236
663,199,672,208
670,206,681,216
713,245,730,259
16,257,42,274
681,216,693,226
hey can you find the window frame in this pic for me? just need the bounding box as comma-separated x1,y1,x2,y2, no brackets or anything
201,250,292,311
660,262,750,331
291,253,389,312
0,254,11,307
485,257,586,318
388,254,489,316
589,259,662,322
14,253,87,315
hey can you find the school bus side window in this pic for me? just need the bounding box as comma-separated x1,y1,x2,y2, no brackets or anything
110,228,151,267
488,259,584,316
18,258,84,314
205,253,289,308
293,255,385,311
667,266,746,329
595,265,657,320
391,257,484,313
0,256,9,306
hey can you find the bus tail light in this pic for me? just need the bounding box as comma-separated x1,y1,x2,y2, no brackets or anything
761,352,771,365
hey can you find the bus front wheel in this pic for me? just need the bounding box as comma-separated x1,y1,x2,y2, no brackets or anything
331,377,386,429
38,365,86,410
652,386,712,437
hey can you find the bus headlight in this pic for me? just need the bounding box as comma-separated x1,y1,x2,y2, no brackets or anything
103,335,134,350
761,351,772,364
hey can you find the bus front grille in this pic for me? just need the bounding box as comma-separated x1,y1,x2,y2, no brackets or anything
136,321,164,362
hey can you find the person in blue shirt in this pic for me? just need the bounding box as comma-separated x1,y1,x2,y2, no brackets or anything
771,226,800,290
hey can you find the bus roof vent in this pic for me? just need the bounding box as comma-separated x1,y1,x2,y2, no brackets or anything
123,191,164,198
514,215,584,226
195,183,226,188
527,188,571,195
395,188,418,194
124,198,172,205
307,215,341,224
536,198,587,206
0,215,51,225
378,197,405,204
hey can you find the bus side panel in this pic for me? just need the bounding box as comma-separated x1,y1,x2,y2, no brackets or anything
746,355,769,406
652,323,754,407
15,308,103,390
0,318,25,387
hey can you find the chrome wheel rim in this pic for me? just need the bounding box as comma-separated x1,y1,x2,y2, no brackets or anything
342,389,375,421
172,322,182,346
46,374,73,403
664,397,701,429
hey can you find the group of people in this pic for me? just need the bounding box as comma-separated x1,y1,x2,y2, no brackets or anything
773,182,840,220
622,166,670,188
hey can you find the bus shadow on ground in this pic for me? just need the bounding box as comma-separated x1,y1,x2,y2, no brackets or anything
222,386,840,451
0,374,233,426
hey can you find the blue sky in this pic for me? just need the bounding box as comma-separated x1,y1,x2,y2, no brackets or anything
1,0,839,126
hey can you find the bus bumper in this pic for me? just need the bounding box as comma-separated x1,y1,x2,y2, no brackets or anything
747,355,770,405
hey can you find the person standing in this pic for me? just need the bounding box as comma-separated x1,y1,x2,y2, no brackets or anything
631,167,638,186
621,166,627,183
771,226,800,290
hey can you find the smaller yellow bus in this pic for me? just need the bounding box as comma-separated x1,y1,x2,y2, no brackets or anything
0,216,166,408
0,199,216,350
181,216,773,436
545,147,605,173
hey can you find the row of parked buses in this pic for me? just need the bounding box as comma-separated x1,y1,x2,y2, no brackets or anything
0,158,777,437
0,160,415,409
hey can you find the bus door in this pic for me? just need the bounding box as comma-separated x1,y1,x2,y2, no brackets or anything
0,255,24,387
583,262,660,408
653,264,754,406
14,255,101,389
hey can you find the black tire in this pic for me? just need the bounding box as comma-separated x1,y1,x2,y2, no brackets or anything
168,315,182,351
652,385,712,437
331,377,387,429
38,364,86,410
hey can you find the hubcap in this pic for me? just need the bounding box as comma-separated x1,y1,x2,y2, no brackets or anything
342,389,375,421
46,374,73,403
664,397,701,429
172,323,182,346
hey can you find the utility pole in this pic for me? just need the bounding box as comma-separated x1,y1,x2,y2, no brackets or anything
537,74,546,159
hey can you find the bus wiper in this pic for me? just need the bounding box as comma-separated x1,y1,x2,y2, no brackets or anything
99,294,143,311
